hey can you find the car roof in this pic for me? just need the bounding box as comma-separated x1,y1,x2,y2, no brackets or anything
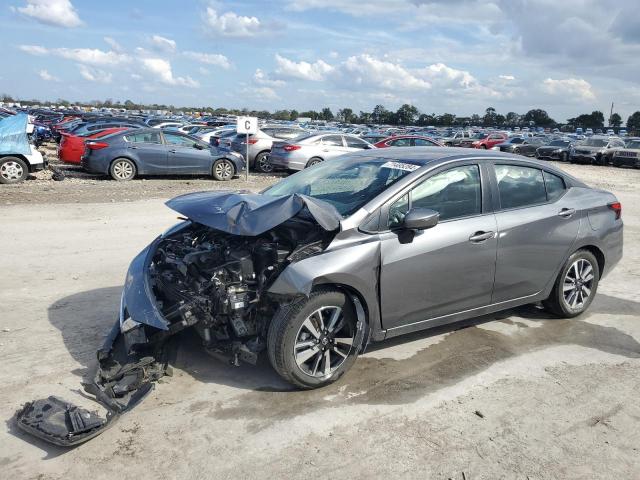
341,146,585,183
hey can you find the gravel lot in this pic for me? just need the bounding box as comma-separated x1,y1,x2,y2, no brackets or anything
1,152,639,479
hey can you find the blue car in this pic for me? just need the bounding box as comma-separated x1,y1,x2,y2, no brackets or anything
81,128,245,181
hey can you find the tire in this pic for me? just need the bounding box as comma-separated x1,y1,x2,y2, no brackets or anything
0,157,28,184
268,289,360,389
480,145,487,149
254,151,273,173
514,148,521,155
109,158,136,181
212,158,235,181
542,249,599,318
561,152,568,162
306,157,323,168
612,158,621,168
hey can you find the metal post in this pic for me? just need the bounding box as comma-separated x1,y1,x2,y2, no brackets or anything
245,132,249,182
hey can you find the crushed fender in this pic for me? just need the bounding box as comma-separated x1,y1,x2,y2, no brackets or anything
15,321,172,447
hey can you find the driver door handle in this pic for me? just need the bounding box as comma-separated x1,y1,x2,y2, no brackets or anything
168,149,176,153
128,146,138,149
558,208,576,218
469,231,495,243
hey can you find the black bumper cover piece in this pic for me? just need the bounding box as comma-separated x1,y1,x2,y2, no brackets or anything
15,321,169,447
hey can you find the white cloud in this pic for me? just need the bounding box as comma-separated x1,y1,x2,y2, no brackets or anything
78,64,112,83
499,74,515,81
203,7,262,37
198,67,210,75
55,47,130,66
141,58,199,88
253,68,286,87
183,51,231,69
19,44,131,66
542,78,596,100
14,0,82,27
130,73,142,80
38,69,59,81
340,54,430,90
151,35,176,53
103,36,123,52
19,44,48,55
274,54,334,81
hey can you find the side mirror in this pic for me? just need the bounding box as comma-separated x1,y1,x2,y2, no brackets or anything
194,143,205,150
402,207,439,230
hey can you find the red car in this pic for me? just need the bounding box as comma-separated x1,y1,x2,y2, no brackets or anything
58,127,129,164
471,133,507,149
374,135,443,148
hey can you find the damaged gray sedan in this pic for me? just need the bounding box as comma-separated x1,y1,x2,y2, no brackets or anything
17,147,623,446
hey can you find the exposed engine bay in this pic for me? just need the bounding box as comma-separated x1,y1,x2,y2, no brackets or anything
149,217,330,365
15,203,336,447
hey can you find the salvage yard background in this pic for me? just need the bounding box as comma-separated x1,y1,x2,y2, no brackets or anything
1,160,639,479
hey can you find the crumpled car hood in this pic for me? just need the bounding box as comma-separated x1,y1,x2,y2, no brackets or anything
166,190,342,236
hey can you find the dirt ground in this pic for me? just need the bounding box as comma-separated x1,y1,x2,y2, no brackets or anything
0,153,639,479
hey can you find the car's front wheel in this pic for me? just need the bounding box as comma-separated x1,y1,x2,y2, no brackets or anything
543,249,599,318
268,289,360,389
110,158,136,181
0,157,28,184
212,158,235,181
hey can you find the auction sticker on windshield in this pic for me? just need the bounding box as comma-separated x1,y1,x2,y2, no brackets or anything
381,161,420,172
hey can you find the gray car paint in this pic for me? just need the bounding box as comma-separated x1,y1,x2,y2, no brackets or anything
117,147,621,346
81,128,245,177
266,147,622,341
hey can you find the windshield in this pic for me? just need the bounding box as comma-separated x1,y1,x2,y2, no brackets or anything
510,137,525,144
626,141,640,149
262,156,420,217
472,133,487,140
550,140,569,147
584,138,607,147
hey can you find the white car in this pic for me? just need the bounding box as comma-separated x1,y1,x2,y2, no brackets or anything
0,117,47,184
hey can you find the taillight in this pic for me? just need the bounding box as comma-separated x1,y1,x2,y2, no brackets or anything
608,202,622,220
86,141,109,150
245,138,259,145
283,144,301,151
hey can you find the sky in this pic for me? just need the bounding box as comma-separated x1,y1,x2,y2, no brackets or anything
1,0,639,122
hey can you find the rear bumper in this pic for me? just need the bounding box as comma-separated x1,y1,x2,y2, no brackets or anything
269,152,307,171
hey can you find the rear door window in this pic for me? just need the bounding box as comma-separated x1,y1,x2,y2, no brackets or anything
125,132,162,144
389,138,411,147
495,165,546,209
543,171,566,202
321,135,344,147
413,138,437,146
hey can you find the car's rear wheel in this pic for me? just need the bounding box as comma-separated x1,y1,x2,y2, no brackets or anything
268,289,360,389
480,145,487,149
561,152,568,162
212,158,235,181
254,151,273,173
110,158,136,181
306,157,323,168
0,157,28,184
543,249,599,318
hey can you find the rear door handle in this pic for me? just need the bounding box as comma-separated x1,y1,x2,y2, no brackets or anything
168,149,176,153
129,146,138,149
469,231,495,243
558,208,576,218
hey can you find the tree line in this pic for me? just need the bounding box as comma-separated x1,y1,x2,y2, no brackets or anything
2,94,639,131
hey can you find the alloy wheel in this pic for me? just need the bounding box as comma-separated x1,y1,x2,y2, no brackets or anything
214,160,233,180
293,306,354,377
562,258,595,309
113,160,133,180
0,161,24,181
257,154,273,173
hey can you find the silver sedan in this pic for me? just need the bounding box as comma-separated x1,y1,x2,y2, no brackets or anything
269,132,375,170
